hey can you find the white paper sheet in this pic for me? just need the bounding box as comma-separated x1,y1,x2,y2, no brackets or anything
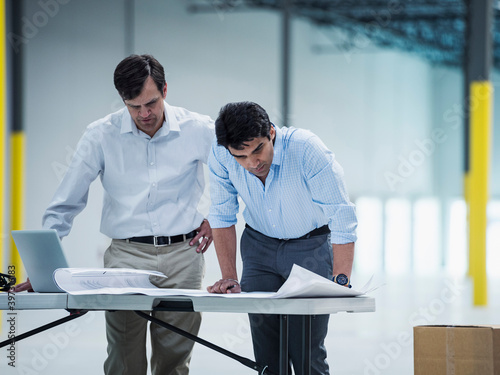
275,264,369,298
53,265,376,298
53,268,170,295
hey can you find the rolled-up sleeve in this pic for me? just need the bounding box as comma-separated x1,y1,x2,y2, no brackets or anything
207,143,240,228
303,135,357,244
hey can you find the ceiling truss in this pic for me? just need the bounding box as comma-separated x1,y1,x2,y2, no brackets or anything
188,0,500,70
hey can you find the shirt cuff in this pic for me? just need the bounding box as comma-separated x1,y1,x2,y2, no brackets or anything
207,214,238,229
330,232,357,244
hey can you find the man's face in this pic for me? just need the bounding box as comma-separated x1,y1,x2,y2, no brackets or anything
124,76,167,137
228,126,276,181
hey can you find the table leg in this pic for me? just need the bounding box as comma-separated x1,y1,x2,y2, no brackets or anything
0,310,87,348
136,311,277,375
279,314,289,375
301,315,312,375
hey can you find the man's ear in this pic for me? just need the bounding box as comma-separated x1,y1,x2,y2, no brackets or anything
162,82,167,99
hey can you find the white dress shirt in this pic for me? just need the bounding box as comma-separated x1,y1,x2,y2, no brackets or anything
43,102,215,239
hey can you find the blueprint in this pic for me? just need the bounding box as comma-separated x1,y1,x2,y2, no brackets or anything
53,264,377,298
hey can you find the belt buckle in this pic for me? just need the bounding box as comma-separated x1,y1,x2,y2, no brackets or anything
154,236,170,247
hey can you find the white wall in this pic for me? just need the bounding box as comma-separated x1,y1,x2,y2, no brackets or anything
292,22,434,198
431,66,464,198
133,1,281,118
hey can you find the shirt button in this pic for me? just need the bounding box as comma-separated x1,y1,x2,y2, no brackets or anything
152,183,156,187
150,162,155,166
268,209,272,212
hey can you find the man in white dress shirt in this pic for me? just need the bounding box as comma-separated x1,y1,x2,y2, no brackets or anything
14,55,215,375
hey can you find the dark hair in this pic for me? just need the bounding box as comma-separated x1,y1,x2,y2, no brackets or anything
113,54,166,100
215,102,272,150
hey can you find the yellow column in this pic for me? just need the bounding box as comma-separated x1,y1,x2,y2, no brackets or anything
10,132,24,280
0,0,7,332
465,172,470,276
468,81,493,306
0,0,6,276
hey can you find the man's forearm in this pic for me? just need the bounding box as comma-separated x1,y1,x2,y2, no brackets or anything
332,242,355,278
213,225,239,280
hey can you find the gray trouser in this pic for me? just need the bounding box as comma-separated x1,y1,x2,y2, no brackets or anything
240,226,333,375
103,238,205,375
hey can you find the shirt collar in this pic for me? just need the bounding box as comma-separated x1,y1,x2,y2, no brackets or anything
120,101,180,137
163,102,181,134
272,123,283,166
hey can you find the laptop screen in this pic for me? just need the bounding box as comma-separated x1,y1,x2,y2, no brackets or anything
11,230,69,293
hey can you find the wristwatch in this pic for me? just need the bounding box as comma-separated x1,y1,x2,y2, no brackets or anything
333,274,351,288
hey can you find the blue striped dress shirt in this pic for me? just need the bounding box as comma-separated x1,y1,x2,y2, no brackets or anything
208,125,357,244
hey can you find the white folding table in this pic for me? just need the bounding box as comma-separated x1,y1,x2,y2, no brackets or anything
0,293,375,375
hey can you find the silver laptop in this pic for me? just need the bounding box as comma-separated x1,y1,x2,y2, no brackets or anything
11,229,69,293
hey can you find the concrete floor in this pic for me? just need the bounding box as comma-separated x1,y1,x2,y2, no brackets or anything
1,273,498,374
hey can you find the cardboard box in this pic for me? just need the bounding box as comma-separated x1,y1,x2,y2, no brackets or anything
414,325,500,375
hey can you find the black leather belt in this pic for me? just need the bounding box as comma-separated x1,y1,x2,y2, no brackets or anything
125,230,197,246
244,224,329,240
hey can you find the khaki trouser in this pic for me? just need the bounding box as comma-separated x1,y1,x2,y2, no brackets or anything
103,238,205,375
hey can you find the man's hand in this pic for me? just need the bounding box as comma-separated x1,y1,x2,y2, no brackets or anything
207,226,240,294
10,278,34,293
190,219,213,253
207,278,241,294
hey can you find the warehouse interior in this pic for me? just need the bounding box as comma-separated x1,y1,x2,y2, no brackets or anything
1,0,500,374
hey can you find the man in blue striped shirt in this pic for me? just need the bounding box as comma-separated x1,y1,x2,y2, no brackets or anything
207,101,357,374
